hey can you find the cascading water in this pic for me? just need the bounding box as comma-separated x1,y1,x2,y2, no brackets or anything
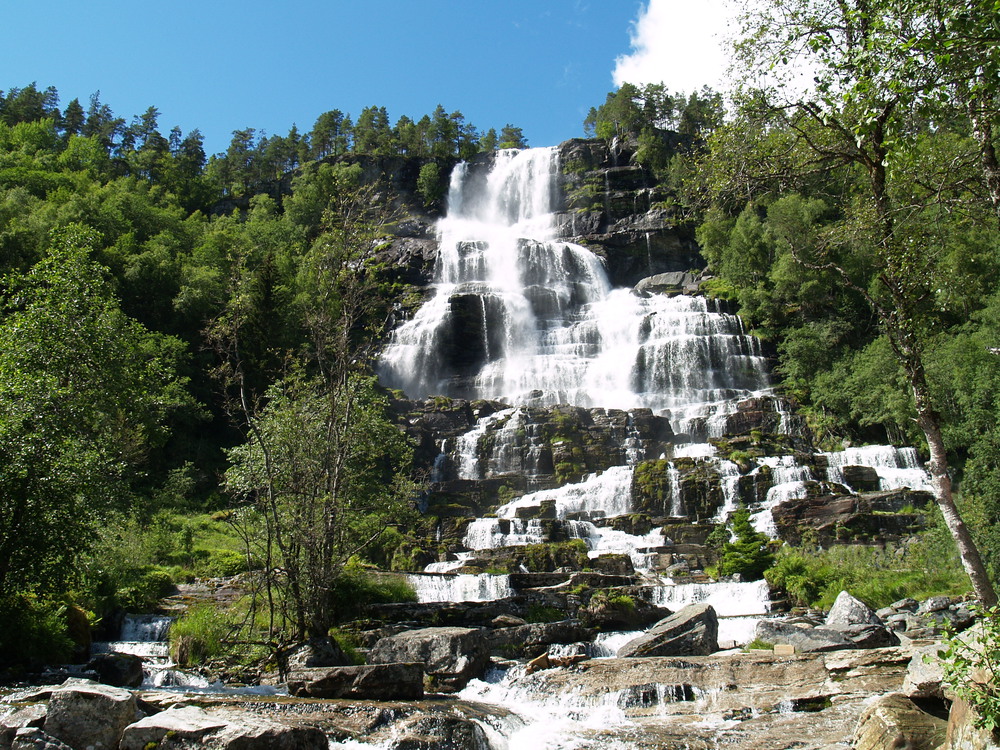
378,148,771,436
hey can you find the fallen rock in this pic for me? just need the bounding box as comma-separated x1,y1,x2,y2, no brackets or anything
42,679,137,750
618,603,719,657
368,626,490,691
86,652,143,688
852,693,947,750
119,705,328,750
287,663,424,700
826,591,883,630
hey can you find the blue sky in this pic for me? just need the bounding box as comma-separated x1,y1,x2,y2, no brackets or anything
1,1,732,156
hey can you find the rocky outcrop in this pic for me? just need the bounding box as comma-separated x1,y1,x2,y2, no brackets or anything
771,490,931,545
618,604,719,657
486,620,596,659
756,618,898,653
281,637,351,673
286,663,424,700
384,714,496,750
368,626,490,691
118,705,328,750
826,591,883,630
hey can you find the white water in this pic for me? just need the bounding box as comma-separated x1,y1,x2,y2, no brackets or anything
823,445,932,492
378,147,772,437
408,573,513,603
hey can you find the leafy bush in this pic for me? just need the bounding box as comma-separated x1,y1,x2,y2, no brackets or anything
0,593,74,668
940,606,1000,732
526,605,565,623
327,569,417,623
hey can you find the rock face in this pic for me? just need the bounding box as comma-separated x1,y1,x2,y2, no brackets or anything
287,663,425,700
486,620,596,659
618,604,719,657
771,490,932,545
368,626,490,691
281,637,351,673
42,680,137,750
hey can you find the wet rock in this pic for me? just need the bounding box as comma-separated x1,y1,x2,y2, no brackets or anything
42,679,137,750
826,591,884,630
386,714,494,750
618,603,719,657
119,705,328,750
368,626,490,691
487,620,596,658
634,272,700,296
86,652,143,688
286,662,424,700
852,693,947,750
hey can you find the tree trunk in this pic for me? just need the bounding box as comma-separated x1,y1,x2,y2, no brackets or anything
910,362,998,607
968,95,1000,228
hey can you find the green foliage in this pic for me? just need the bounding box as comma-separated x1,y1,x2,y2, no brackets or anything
526,605,565,624
416,162,445,209
765,515,970,608
170,603,231,666
717,507,774,580
940,606,1000,732
326,568,417,623
0,593,74,668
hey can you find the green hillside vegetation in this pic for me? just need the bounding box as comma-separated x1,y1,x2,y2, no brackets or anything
1,12,998,670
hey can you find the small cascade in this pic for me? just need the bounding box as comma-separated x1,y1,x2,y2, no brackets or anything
495,466,635,520
92,614,211,689
408,572,514,603
823,445,932,491
751,456,815,536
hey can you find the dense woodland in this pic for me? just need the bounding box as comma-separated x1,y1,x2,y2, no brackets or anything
1,0,998,673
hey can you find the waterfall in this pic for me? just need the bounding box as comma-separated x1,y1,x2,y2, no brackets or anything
378,147,771,436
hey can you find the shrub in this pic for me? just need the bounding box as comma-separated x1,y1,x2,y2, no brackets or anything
0,593,73,668
526,605,565,623
170,603,230,666
940,605,1000,732
718,506,774,580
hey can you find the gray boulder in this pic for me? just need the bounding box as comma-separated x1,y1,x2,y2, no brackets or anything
1,706,47,750
87,652,144,688
287,663,424,700
634,272,700,296
281,637,350,673
487,621,596,658
851,693,947,750
825,591,882,630
386,714,494,750
10,728,73,750
755,619,853,653
119,705,327,750
42,679,137,750
368,626,490,691
903,643,947,699
618,604,719,657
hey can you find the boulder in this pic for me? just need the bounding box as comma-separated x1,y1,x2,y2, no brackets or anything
10,728,74,750
903,644,947,699
287,663,424,700
86,652,144,688
1,706,47,750
281,637,350,673
755,620,853,653
119,706,328,750
618,603,719,657
42,679,137,750
368,626,490,691
852,693,947,750
386,714,494,750
826,591,883,630
486,621,596,658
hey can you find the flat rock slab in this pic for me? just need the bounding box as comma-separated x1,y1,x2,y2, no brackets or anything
287,663,424,700
619,603,719,657
42,679,137,750
119,705,327,750
368,626,489,691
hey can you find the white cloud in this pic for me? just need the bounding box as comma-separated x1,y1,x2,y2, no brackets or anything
613,0,736,93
